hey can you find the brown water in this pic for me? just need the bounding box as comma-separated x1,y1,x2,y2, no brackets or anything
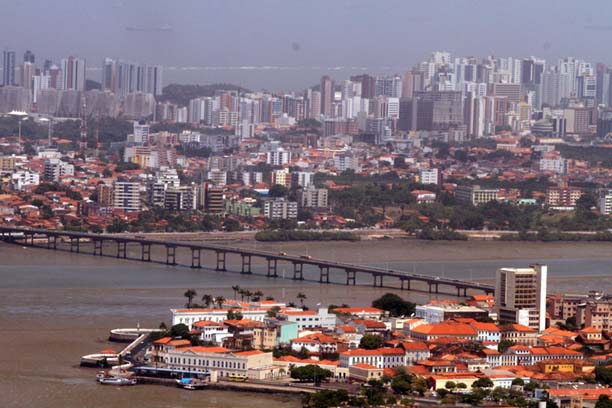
3,238,612,407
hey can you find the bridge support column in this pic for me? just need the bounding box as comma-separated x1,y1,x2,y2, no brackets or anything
117,241,127,259
429,283,439,293
400,279,411,290
47,235,57,250
141,243,151,262
93,239,103,256
319,266,330,283
216,251,226,271
27,233,35,246
70,237,80,253
293,262,303,280
373,274,383,288
190,248,201,268
166,246,176,265
346,269,356,286
241,254,252,274
267,258,278,277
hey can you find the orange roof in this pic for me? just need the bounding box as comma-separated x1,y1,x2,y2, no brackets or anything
184,346,230,354
411,322,477,336
353,363,379,370
333,307,383,314
193,320,224,327
500,324,536,333
292,333,337,344
580,326,600,334
234,350,265,356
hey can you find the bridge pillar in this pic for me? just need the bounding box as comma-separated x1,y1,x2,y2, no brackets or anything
70,237,80,253
346,269,356,286
47,235,57,250
190,248,201,268
93,239,103,256
116,241,127,259
266,258,278,277
141,243,151,262
457,287,461,297
319,266,330,283
216,251,226,271
241,254,252,274
428,283,433,293
166,245,176,265
372,274,383,288
293,262,303,280
463,287,468,297
400,278,411,291
435,283,439,294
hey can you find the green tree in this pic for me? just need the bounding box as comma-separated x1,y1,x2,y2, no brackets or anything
472,376,494,389
297,292,307,307
231,285,241,300
596,395,612,408
498,339,515,353
290,365,332,382
359,334,383,350
169,323,190,339
201,294,214,308
372,293,415,317
512,377,525,386
445,381,457,391
268,184,289,198
184,289,197,308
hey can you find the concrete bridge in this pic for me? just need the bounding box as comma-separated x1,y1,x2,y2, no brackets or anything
0,226,494,296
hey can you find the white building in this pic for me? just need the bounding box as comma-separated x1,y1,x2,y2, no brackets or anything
334,155,360,172
266,148,292,166
599,189,612,215
263,198,297,220
539,157,567,174
495,265,547,332
278,308,337,330
112,181,141,212
11,170,40,191
43,159,74,182
171,308,271,329
418,168,440,185
339,348,408,369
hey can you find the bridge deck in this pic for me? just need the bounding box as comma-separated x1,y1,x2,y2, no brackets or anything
0,226,494,293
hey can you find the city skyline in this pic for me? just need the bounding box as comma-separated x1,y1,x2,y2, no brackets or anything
3,0,612,89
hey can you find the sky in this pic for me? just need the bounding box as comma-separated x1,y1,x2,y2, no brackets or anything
3,0,612,90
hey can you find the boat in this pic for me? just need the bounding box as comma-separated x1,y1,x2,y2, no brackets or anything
98,376,137,386
176,378,207,390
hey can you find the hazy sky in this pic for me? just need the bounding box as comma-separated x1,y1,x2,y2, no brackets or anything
3,0,612,90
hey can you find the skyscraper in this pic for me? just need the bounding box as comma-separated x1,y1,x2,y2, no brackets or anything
495,264,547,332
102,58,163,98
320,75,333,117
23,50,35,64
61,56,86,91
2,50,16,86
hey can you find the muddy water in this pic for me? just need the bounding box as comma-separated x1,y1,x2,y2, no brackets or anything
2,239,612,407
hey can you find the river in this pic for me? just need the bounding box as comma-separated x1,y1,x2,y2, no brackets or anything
2,238,612,407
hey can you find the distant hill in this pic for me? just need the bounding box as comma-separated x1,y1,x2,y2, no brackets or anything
160,83,250,107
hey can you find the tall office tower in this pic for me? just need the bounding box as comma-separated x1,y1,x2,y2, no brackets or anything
309,91,321,119
541,69,571,107
320,75,333,116
23,50,35,64
375,75,402,97
413,90,464,131
61,56,86,91
430,51,451,66
2,50,16,86
495,264,547,332
559,57,581,97
20,62,34,89
491,83,522,105
402,70,425,98
350,74,376,99
597,64,612,107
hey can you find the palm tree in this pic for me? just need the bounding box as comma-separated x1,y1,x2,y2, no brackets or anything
296,292,307,307
215,296,226,309
238,289,246,301
252,290,264,301
231,285,241,300
201,294,214,308
244,290,253,302
184,289,197,308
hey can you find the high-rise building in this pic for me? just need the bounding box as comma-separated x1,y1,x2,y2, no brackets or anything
102,58,163,98
350,74,376,99
414,91,464,131
2,50,16,86
20,62,34,90
495,265,547,332
113,181,141,212
23,50,35,64
375,75,402,97
60,56,86,91
320,75,333,117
